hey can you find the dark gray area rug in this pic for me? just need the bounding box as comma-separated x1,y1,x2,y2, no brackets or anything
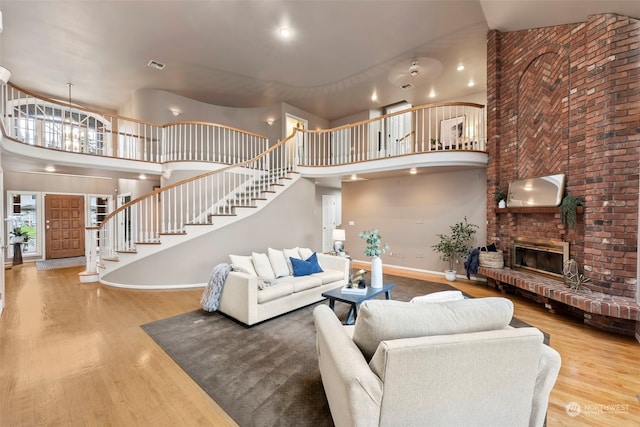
141,275,544,427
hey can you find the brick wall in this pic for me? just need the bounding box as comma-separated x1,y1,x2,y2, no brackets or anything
486,14,639,301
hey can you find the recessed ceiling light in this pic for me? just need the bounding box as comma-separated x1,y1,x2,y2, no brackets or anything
428,90,436,98
139,174,146,180
409,168,417,175
457,65,465,71
371,92,378,101
351,174,357,181
279,27,291,38
147,60,166,70
467,80,475,87
45,165,56,172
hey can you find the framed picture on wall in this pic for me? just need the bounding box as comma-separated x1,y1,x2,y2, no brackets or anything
440,116,465,147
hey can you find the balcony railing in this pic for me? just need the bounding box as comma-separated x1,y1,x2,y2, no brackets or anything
0,83,268,164
296,102,485,167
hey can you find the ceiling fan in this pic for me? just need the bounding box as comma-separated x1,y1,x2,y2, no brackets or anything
387,57,443,88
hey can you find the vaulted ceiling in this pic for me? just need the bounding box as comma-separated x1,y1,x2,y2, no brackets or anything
1,1,638,121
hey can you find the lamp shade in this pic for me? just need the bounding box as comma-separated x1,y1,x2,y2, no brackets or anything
332,229,346,241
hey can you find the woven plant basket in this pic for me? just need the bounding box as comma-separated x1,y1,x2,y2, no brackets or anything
479,250,504,268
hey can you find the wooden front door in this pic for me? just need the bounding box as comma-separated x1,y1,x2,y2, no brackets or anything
45,195,85,259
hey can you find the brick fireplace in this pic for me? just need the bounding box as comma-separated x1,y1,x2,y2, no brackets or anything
511,238,569,280
485,13,640,339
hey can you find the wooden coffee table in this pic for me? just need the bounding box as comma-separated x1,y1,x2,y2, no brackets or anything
322,282,396,325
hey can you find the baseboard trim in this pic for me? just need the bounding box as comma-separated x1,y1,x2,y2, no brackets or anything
350,259,487,283
99,278,207,290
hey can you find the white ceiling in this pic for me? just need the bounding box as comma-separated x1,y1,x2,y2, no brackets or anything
1,1,638,122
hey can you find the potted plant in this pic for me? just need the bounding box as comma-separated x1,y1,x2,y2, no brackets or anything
432,217,478,281
10,227,30,244
359,229,390,288
494,188,507,208
560,195,583,228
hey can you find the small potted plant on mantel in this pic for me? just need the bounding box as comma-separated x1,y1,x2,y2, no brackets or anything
560,195,583,229
432,217,478,281
494,188,507,208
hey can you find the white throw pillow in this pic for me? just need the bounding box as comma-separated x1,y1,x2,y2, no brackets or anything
283,247,301,275
298,247,313,260
252,252,276,279
410,290,464,304
268,248,290,278
229,255,257,277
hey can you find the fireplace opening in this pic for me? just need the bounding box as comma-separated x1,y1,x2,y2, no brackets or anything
511,238,569,279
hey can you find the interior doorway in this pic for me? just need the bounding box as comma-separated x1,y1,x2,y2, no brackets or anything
322,194,339,253
285,114,308,166
0,168,4,315
45,194,85,259
117,194,133,251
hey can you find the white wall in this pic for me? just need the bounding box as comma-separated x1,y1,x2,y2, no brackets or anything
342,168,487,275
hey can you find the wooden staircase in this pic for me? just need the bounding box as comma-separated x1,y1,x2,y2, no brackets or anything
98,169,300,283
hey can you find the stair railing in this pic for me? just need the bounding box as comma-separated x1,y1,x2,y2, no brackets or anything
96,133,297,262
295,102,485,166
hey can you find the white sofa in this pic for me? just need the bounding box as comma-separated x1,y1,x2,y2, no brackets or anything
313,297,561,427
219,247,349,325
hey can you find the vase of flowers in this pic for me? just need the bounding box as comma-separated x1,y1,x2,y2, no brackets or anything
359,229,390,288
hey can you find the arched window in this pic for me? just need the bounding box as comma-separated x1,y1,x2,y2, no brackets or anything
7,99,111,155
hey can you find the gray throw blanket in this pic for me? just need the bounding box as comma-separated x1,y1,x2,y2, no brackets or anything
200,263,232,312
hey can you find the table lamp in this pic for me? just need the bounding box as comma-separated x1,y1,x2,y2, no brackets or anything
332,229,346,253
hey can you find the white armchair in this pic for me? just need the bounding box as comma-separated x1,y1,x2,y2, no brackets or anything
313,297,561,427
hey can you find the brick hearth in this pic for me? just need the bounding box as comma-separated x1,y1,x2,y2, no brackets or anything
485,13,640,338
479,266,640,336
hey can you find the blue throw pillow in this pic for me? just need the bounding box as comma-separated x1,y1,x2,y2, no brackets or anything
290,252,324,277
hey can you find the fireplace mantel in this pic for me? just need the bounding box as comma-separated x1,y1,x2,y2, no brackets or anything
495,206,584,214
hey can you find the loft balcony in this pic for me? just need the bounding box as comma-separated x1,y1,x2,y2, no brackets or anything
1,83,487,180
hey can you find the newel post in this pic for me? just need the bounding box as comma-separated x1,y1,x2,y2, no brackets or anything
79,226,99,283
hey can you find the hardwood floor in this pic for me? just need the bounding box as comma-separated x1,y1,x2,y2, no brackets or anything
1,262,638,426
0,264,236,427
